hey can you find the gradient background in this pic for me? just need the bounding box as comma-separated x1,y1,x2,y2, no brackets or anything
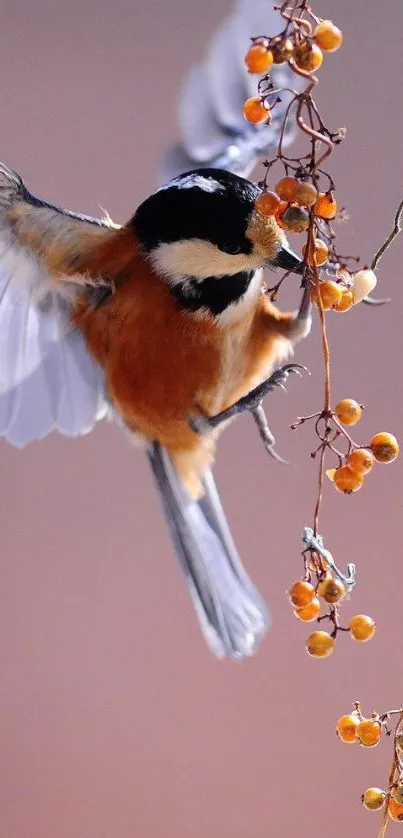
1,1,402,836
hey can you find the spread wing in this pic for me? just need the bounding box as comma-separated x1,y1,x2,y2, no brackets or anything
162,0,304,181
0,162,114,447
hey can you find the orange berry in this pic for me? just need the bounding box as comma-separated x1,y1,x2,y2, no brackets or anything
336,713,359,743
335,398,362,426
255,191,281,217
349,614,376,642
243,96,271,124
270,36,294,64
245,44,274,74
370,432,399,464
389,798,403,822
294,181,318,207
334,465,364,494
314,20,343,53
314,191,337,219
306,630,334,659
317,577,345,604
347,448,375,475
275,176,299,202
294,597,321,622
362,788,386,811
281,205,310,233
288,580,316,608
302,238,329,266
294,41,323,72
357,718,382,748
312,280,343,310
392,787,403,806
333,287,354,313
275,200,288,229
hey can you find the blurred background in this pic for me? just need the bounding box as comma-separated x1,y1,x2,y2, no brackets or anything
1,0,402,836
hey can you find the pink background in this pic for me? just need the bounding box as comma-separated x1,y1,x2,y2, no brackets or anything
1,1,402,836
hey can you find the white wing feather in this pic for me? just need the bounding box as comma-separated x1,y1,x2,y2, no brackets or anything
163,0,304,181
0,166,108,447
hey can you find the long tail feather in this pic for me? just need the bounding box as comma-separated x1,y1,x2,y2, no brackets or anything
147,442,270,660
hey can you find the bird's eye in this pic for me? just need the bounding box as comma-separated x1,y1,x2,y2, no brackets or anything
220,241,242,255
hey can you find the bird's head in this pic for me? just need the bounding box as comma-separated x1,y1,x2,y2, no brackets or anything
130,169,303,316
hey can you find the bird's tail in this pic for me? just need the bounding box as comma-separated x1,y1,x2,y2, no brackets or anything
147,442,270,660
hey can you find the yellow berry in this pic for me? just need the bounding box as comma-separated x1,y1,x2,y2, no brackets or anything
314,191,337,219
294,41,323,72
281,204,310,232
357,718,381,748
349,614,376,642
288,580,316,608
314,20,343,53
243,96,271,124
317,577,345,604
294,181,318,207
312,280,343,310
245,44,274,74
275,176,299,201
255,191,281,217
362,788,386,811
294,597,321,622
347,449,375,475
335,399,362,426
306,630,335,658
370,432,399,464
336,714,359,743
302,238,329,266
334,465,364,494
333,288,354,313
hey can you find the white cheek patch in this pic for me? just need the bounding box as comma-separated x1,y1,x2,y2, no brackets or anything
150,239,263,284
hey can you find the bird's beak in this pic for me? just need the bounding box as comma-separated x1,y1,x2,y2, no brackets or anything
271,244,304,274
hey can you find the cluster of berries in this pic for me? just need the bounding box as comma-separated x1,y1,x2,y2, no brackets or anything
326,400,399,494
243,19,343,124
288,575,375,659
337,703,403,824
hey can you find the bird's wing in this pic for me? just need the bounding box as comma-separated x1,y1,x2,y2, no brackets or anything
0,161,115,447
162,0,304,181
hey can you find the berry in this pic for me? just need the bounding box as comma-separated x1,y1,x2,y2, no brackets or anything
270,36,294,64
389,798,403,822
357,718,381,748
318,577,345,604
302,238,329,266
314,20,343,53
347,448,375,475
288,580,316,608
294,181,318,207
314,191,337,219
352,268,377,304
335,399,362,426
312,280,343,310
370,432,399,464
336,714,359,743
294,41,323,72
275,176,299,201
306,630,335,658
243,96,271,124
275,200,288,229
281,205,310,233
334,465,364,494
349,614,376,642
392,787,403,806
362,788,386,811
333,288,354,313
255,191,281,216
245,44,274,74
294,597,321,622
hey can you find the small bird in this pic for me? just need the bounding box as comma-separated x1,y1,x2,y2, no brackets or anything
0,161,312,660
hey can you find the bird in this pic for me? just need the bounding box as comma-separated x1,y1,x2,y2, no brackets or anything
0,160,312,661
0,0,316,661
